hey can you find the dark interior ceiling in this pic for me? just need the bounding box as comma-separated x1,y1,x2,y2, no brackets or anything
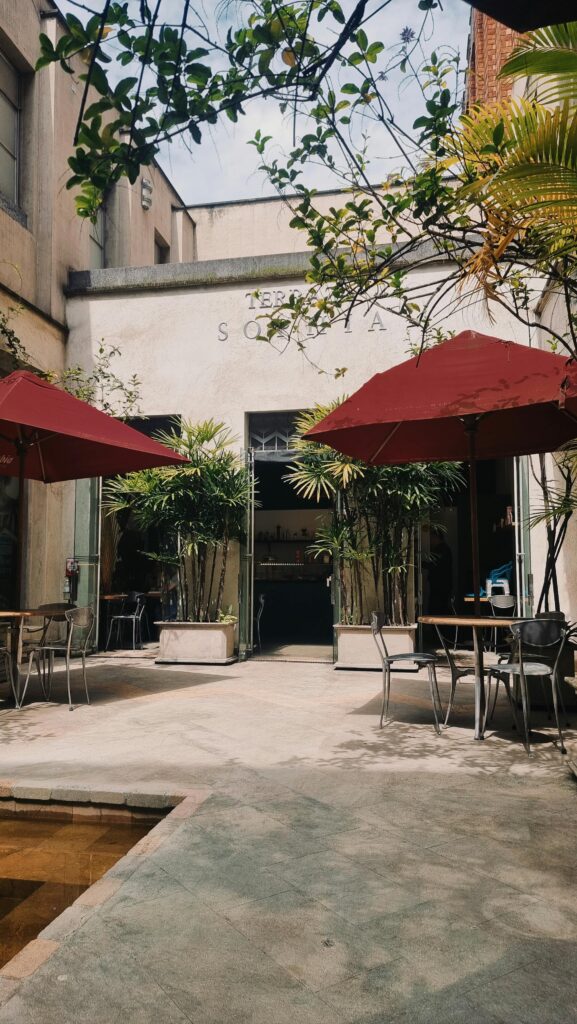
464,0,575,31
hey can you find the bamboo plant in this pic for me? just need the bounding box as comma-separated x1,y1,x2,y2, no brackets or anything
287,404,463,625
104,419,251,622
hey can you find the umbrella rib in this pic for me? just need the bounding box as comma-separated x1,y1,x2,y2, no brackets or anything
35,437,47,483
369,423,401,463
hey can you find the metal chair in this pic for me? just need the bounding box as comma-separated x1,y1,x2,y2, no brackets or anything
487,618,571,755
21,603,71,655
0,623,17,706
371,612,443,734
106,592,146,650
489,594,516,653
254,593,265,651
19,606,95,711
433,624,478,729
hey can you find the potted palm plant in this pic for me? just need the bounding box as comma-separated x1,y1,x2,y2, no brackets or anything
105,419,251,664
287,405,463,669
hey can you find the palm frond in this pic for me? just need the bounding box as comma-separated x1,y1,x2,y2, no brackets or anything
500,23,577,106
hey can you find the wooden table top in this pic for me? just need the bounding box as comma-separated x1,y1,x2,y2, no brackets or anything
463,596,490,603
0,608,65,619
419,615,520,629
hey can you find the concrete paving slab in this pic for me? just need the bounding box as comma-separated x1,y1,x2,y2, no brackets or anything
0,653,576,1022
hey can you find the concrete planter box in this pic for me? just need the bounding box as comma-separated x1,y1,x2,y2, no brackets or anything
334,623,417,670
155,621,237,665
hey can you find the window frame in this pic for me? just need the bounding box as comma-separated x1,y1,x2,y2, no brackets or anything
0,50,20,206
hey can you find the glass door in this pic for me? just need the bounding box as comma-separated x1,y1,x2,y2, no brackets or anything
74,477,101,649
331,491,342,662
514,455,532,616
238,448,255,659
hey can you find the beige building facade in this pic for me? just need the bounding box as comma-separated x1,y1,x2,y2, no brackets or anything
0,0,195,610
65,197,542,651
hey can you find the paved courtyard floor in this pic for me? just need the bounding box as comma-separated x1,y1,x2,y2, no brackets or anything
1,652,577,1023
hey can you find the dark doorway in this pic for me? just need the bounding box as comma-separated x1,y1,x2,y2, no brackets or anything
421,458,516,643
253,459,334,661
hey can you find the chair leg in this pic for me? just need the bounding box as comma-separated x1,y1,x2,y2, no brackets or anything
557,675,570,728
427,664,442,736
379,663,391,728
132,617,136,651
39,652,50,701
18,651,38,709
5,650,18,707
488,675,500,723
518,673,532,755
550,674,567,755
82,652,90,705
432,662,444,718
443,670,458,728
105,617,114,651
66,654,73,711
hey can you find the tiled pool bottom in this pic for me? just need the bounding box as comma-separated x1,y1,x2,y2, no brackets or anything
0,817,153,968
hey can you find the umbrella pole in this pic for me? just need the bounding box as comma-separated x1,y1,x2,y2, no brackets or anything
465,420,481,616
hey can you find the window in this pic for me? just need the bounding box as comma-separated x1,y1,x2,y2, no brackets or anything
89,205,105,269
154,231,170,264
0,52,19,204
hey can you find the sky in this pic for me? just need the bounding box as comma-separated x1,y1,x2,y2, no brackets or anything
57,0,471,206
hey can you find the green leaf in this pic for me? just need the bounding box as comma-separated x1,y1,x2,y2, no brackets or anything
355,29,368,52
88,64,109,96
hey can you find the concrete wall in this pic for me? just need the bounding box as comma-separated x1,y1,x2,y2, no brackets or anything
65,255,532,614
189,192,369,262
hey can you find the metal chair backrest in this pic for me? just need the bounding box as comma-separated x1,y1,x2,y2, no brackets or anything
510,617,568,675
371,612,390,662
64,605,95,652
511,618,564,648
489,595,516,616
124,591,143,614
256,593,265,623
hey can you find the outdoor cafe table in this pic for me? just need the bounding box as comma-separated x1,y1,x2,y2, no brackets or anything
419,615,521,740
0,607,67,703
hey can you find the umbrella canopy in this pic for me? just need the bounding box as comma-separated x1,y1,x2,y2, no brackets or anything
307,332,577,463
463,0,574,32
0,370,188,606
306,331,577,609
0,371,187,482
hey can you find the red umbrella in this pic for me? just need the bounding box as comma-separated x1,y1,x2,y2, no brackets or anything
0,371,187,601
306,331,577,610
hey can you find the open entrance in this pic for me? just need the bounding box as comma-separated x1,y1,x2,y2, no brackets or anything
248,412,334,663
421,456,530,642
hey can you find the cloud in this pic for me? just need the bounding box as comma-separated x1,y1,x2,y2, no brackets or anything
56,0,471,204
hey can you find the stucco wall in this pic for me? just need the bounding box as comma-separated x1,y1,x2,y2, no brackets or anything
190,191,371,262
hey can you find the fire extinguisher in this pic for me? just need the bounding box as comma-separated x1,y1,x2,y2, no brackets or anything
64,557,80,604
